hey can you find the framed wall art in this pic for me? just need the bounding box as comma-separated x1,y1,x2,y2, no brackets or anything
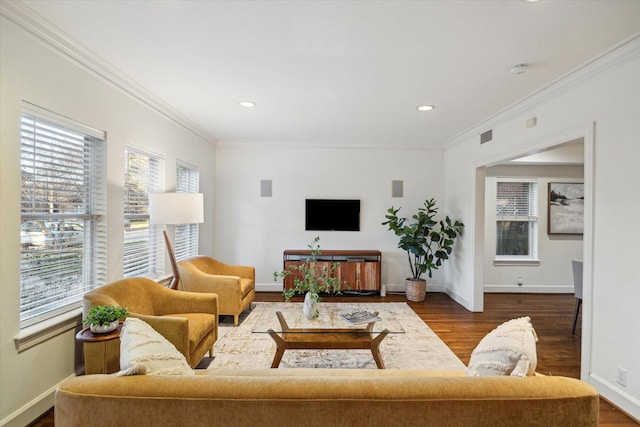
548,182,584,235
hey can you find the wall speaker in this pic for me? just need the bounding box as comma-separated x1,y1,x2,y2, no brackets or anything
392,180,403,198
260,180,272,197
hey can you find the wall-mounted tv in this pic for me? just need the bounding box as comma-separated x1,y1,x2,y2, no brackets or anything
305,199,360,231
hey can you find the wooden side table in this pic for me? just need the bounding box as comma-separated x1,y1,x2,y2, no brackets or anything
76,323,122,374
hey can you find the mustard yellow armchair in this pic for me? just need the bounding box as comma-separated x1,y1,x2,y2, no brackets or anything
83,277,218,369
177,256,255,326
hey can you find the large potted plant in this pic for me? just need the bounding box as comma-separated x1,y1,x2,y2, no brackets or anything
273,236,344,320
382,198,464,301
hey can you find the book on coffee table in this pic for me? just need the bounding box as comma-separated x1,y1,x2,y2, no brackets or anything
340,310,382,325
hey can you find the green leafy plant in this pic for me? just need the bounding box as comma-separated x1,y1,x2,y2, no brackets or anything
82,305,129,326
274,236,345,302
382,198,464,280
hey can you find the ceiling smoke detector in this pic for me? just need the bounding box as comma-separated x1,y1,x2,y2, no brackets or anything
510,64,528,75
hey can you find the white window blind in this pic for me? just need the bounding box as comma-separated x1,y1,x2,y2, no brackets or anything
20,109,106,327
496,181,538,220
496,180,538,257
123,148,163,278
175,162,200,261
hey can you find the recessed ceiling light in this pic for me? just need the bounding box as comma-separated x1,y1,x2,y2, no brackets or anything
239,101,256,108
417,105,435,112
510,64,528,75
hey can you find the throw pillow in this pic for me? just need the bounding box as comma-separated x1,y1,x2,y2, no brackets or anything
116,317,194,376
466,316,538,377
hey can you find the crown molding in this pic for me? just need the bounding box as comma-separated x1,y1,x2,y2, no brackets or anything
1,1,217,146
215,140,443,151
444,32,640,150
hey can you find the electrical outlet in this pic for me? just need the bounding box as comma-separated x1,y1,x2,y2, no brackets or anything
517,277,523,286
616,366,627,387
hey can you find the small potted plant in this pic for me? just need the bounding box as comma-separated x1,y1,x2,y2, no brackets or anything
382,198,464,302
273,236,344,320
83,305,129,333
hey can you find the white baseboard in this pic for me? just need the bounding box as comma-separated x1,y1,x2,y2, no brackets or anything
256,282,447,294
383,282,445,294
0,391,53,427
256,282,283,293
443,287,472,310
383,283,405,293
260,283,574,295
483,285,574,294
589,373,640,423
0,369,84,427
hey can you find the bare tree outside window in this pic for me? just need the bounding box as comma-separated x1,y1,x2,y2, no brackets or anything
123,148,163,278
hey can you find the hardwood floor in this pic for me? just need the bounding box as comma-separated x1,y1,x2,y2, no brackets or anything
31,292,637,426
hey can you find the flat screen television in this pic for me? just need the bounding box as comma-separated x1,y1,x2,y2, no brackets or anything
305,199,360,231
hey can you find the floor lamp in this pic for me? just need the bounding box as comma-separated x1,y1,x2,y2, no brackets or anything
149,193,204,290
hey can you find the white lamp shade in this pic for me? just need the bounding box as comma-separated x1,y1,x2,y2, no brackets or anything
149,193,204,225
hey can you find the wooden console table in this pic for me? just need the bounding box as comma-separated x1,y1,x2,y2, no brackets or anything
283,249,381,293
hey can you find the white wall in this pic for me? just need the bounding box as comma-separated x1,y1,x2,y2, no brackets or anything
484,165,584,292
0,17,215,426
444,37,640,419
214,145,448,293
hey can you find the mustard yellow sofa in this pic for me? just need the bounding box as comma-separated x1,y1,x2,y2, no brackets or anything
55,369,598,426
83,277,218,369
177,256,255,326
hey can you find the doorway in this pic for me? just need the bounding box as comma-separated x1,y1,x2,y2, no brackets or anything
483,140,584,293
472,123,594,381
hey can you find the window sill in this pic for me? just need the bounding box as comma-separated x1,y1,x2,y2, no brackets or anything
14,308,83,353
493,258,541,267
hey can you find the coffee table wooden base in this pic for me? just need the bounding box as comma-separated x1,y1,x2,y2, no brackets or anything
267,311,389,369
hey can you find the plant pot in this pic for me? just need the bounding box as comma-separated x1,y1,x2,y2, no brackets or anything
405,278,426,302
89,320,119,334
303,292,320,320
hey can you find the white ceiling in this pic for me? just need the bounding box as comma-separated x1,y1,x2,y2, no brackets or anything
17,0,640,148
509,139,584,165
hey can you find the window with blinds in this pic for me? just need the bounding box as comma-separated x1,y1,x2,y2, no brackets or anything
123,148,164,278
20,108,106,327
175,162,200,261
496,181,538,257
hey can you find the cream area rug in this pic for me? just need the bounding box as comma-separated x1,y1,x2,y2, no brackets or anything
208,302,465,370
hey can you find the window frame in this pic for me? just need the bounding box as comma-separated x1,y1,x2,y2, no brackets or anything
123,146,164,279
19,104,107,329
494,179,540,265
174,161,200,261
